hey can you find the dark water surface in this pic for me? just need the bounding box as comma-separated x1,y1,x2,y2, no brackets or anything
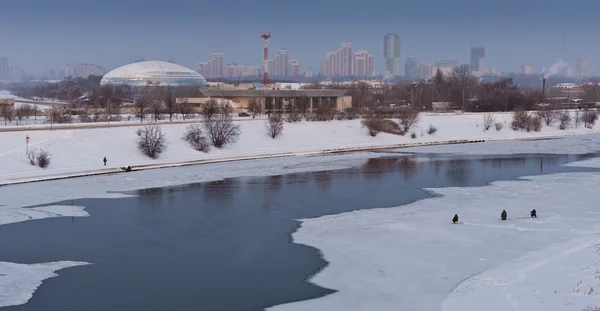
1,152,599,311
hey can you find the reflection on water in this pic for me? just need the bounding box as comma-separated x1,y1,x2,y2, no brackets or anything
1,152,599,311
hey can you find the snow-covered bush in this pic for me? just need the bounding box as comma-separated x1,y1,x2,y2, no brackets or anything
483,113,496,131
136,125,168,159
204,113,241,148
266,113,284,139
427,124,438,135
182,124,210,152
494,122,504,131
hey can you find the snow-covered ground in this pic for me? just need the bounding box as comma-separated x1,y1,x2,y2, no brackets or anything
1,112,598,183
2,132,600,310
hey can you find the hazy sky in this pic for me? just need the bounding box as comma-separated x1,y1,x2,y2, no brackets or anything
1,0,599,75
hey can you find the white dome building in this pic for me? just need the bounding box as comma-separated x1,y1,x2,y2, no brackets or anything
100,61,207,87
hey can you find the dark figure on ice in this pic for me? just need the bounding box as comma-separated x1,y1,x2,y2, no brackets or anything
501,210,507,221
530,209,537,218
452,214,459,224
103,157,107,166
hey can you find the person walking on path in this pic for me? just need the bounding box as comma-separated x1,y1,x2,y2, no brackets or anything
103,157,107,166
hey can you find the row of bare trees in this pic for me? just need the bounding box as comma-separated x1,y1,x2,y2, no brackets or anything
0,104,41,126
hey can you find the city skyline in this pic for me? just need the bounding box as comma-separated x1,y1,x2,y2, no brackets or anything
0,0,599,77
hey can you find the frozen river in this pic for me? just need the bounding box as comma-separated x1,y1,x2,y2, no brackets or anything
1,142,599,310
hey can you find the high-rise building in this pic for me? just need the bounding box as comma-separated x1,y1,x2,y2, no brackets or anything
405,57,419,79
273,49,289,77
224,62,262,77
290,60,300,76
520,65,536,75
320,42,354,77
383,34,401,78
353,50,374,78
0,57,8,80
197,53,224,79
433,59,458,76
470,47,485,72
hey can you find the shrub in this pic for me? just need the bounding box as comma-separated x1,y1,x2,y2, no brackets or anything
494,122,504,131
511,109,530,130
410,132,417,139
427,124,438,135
182,124,210,152
483,113,496,131
266,113,284,139
345,108,359,120
28,151,36,166
558,110,572,130
361,113,384,137
204,113,241,148
36,149,51,168
528,114,543,132
136,125,167,159
536,105,558,126
398,109,420,132
582,110,598,129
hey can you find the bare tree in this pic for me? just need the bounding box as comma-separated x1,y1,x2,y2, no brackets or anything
202,99,219,120
361,113,385,137
151,101,163,122
203,107,241,148
287,100,301,122
582,109,598,129
398,108,420,132
135,97,149,122
1,105,15,126
483,113,496,131
574,110,582,128
248,98,262,118
164,88,178,121
179,99,194,120
136,125,168,158
266,113,284,138
558,110,572,130
536,104,559,126
182,124,210,152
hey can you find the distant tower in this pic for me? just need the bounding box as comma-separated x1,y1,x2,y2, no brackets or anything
260,32,271,85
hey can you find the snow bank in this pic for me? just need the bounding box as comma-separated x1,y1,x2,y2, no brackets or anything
1,114,597,183
269,157,600,311
442,236,600,311
0,261,89,307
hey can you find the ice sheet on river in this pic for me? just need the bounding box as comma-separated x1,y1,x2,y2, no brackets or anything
0,261,89,307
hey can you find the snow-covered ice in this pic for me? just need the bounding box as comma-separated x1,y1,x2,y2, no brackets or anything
0,261,89,308
268,138,600,311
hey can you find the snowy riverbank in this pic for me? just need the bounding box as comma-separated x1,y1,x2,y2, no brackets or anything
1,113,598,183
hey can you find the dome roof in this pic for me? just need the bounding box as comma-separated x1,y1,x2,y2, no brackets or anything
100,61,206,87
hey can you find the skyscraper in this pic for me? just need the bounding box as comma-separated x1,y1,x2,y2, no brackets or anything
0,57,10,80
470,47,485,72
384,34,401,78
353,50,374,78
320,42,353,77
405,57,419,79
